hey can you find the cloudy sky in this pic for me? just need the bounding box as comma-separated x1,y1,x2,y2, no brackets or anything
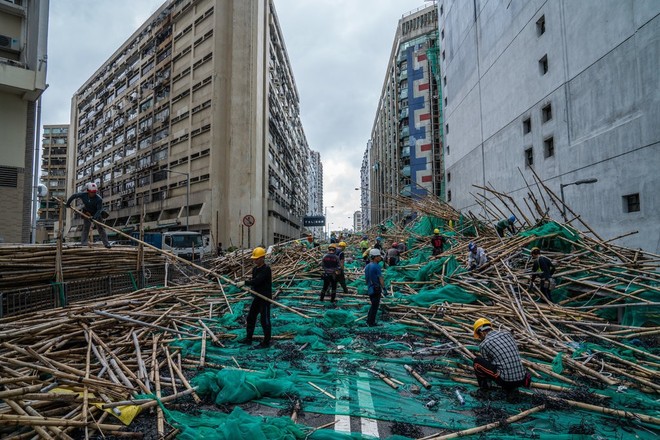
43,0,432,231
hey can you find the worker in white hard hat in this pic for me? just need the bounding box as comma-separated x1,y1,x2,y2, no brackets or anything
65,182,112,248
364,248,385,327
236,247,272,349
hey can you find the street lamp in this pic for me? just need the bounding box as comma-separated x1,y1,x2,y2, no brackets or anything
162,169,190,231
324,205,334,240
560,178,598,221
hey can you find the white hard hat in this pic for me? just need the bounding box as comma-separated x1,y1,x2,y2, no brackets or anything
369,248,381,257
85,182,98,192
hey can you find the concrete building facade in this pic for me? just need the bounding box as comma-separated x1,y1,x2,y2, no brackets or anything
366,6,442,226
440,0,660,252
37,124,69,241
306,150,323,237
66,0,314,248
0,0,48,243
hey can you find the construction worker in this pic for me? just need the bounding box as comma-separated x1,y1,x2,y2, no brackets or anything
386,242,400,267
65,182,112,248
431,228,445,256
335,241,350,294
472,318,531,396
360,236,370,265
496,215,517,237
236,247,272,349
364,248,385,326
467,242,488,271
374,236,383,252
320,244,341,303
529,247,556,301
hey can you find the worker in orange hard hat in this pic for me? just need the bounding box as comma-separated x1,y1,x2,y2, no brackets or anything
236,247,272,349
65,182,112,248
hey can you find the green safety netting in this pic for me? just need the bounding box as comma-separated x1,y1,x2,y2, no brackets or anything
406,284,480,306
519,221,581,252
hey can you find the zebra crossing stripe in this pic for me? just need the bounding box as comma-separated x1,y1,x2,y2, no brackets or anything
335,376,351,432
357,371,380,437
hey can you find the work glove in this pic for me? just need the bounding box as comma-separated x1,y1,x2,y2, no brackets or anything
236,281,245,288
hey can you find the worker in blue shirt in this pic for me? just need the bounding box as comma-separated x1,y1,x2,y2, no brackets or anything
364,249,385,327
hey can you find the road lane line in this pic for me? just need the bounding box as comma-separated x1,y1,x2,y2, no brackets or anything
357,371,379,437
335,376,351,432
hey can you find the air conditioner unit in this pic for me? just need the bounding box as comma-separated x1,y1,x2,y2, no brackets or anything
0,34,20,52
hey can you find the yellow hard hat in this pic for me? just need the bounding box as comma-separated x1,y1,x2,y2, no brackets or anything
328,243,337,250
338,241,347,247
473,318,491,339
531,247,540,253
251,247,266,259
434,228,440,234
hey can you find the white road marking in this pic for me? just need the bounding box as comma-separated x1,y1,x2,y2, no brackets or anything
356,371,380,437
335,376,351,432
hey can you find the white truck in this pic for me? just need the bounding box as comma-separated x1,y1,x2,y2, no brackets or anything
133,231,206,261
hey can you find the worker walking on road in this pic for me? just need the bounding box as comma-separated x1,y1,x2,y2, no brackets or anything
496,216,517,237
431,228,445,256
364,249,385,327
237,247,272,349
472,318,531,397
320,244,341,303
529,247,556,301
65,182,112,248
467,242,488,271
335,241,350,294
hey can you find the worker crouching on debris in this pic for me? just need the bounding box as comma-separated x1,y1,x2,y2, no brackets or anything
65,182,112,248
467,242,487,271
496,215,517,237
320,244,340,303
529,247,556,301
386,242,400,266
236,247,272,349
472,318,531,397
364,248,385,327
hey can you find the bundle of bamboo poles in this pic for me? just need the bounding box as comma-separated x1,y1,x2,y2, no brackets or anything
0,244,164,289
0,283,239,439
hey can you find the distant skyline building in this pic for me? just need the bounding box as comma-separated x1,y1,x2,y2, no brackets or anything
37,124,69,242
353,210,362,233
66,0,315,247
440,0,659,252
307,150,323,237
365,5,442,226
0,0,49,243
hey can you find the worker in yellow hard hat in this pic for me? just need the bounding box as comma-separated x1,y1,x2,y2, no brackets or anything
431,228,445,256
236,247,272,349
472,318,530,397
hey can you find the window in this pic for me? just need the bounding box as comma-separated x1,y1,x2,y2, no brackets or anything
444,97,448,106
447,190,451,201
440,5,443,15
539,55,548,75
523,117,531,134
623,194,640,213
447,172,451,182
443,76,447,86
543,137,554,158
442,50,446,61
446,144,450,155
445,123,449,134
536,15,546,36
542,103,552,122
525,147,534,166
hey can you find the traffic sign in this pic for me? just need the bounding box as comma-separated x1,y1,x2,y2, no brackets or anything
242,214,255,227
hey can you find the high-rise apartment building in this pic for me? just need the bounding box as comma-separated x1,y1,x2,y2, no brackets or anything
306,150,323,237
353,210,362,233
37,124,69,241
440,0,659,252
66,0,313,248
365,6,442,226
0,0,48,243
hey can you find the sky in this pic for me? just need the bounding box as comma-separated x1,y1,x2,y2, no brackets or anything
42,0,433,232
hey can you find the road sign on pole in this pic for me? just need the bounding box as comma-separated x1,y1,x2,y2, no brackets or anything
243,215,255,228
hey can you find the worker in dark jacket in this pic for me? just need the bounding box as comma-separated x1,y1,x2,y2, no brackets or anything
335,242,350,294
431,228,445,256
237,247,272,349
320,244,341,303
472,318,531,397
495,216,516,237
65,182,111,248
529,247,556,301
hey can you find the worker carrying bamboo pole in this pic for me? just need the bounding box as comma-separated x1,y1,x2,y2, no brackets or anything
236,247,272,349
472,318,531,399
529,247,557,302
64,182,112,248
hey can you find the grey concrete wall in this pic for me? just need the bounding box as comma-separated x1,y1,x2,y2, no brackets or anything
441,0,660,252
